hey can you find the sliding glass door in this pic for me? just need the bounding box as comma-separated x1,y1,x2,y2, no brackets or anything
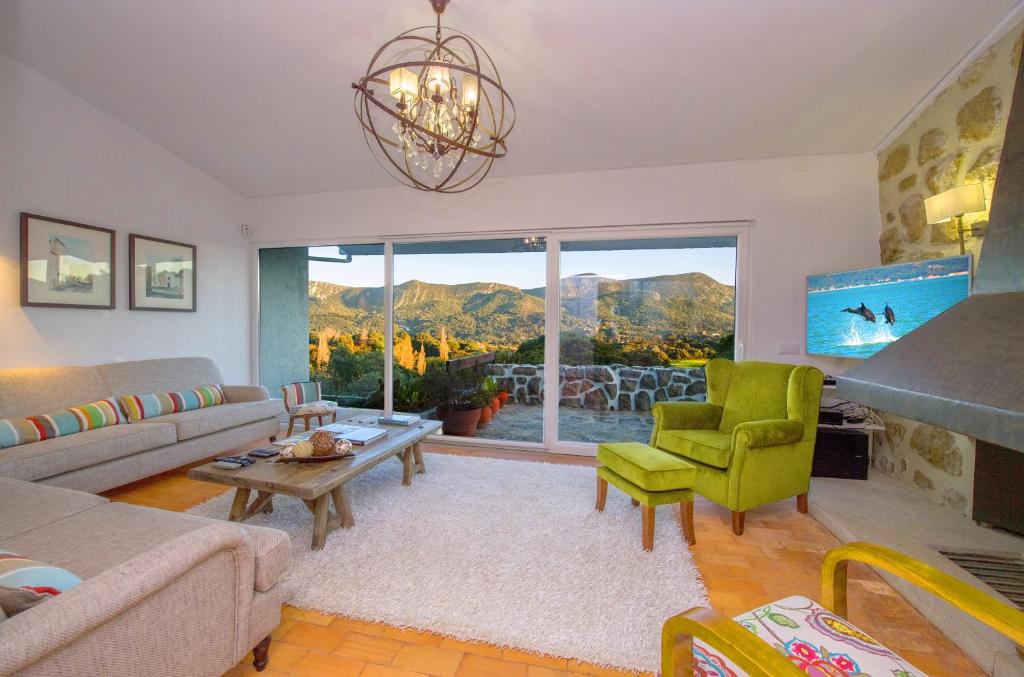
555,237,737,444
393,239,546,443
258,230,741,451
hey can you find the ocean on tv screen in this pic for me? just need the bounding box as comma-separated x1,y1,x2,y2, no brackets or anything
806,256,970,359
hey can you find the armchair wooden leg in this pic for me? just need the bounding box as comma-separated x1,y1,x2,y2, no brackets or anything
304,415,312,432
731,511,745,536
286,418,295,437
797,492,809,514
331,411,337,423
269,435,277,443
252,635,271,672
595,476,608,511
679,501,695,546
642,505,656,551
317,415,325,426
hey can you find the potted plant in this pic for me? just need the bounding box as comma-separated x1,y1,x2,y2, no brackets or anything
497,388,510,407
482,376,500,415
426,368,484,437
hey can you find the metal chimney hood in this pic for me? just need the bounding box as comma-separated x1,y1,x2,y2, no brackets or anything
836,53,1024,452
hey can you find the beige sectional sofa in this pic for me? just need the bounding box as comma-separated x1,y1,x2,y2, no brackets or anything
0,476,290,676
0,357,282,493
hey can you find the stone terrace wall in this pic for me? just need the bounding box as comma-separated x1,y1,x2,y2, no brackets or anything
484,364,707,411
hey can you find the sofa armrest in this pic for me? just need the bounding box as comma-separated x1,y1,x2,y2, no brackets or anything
732,419,804,449
0,523,257,675
651,402,723,437
222,384,270,403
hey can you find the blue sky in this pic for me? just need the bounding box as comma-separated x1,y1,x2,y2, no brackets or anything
308,246,737,289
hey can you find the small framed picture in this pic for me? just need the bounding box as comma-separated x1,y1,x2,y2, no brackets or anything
20,213,116,309
129,234,197,312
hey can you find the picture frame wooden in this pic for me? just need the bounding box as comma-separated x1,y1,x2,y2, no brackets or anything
129,234,197,312
20,212,116,310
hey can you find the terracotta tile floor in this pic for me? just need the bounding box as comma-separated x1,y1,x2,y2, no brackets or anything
104,443,984,677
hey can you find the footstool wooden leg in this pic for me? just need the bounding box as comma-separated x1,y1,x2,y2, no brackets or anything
732,511,745,536
631,497,640,508
596,476,608,511
642,505,655,551
679,501,695,545
797,492,809,514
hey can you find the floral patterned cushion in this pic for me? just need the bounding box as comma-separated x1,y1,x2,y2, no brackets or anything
692,595,925,677
289,400,337,416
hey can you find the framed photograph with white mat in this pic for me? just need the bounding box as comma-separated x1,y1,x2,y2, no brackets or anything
129,234,196,312
20,212,115,309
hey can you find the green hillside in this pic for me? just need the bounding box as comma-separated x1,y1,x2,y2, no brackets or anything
309,273,734,348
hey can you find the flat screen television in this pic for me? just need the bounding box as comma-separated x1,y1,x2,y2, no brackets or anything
806,255,971,359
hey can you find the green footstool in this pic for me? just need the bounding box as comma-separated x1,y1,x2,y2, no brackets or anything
596,442,697,551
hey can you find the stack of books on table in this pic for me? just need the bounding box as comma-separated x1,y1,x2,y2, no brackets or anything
376,413,421,426
317,423,389,445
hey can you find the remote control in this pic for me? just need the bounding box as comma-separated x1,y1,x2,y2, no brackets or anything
213,460,242,470
248,448,279,458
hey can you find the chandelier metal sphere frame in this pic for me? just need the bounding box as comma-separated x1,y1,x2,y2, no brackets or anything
351,0,515,193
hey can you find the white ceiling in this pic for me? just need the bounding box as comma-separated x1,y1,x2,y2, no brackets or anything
0,0,1018,197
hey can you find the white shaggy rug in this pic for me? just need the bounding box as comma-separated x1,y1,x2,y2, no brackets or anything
188,452,707,671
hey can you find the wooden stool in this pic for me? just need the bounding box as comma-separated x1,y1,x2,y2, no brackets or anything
596,442,697,551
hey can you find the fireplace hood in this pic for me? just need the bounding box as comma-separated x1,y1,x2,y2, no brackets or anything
836,57,1024,452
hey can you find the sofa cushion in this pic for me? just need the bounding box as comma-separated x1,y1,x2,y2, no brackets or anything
0,398,126,449
150,400,282,441
596,442,696,492
0,366,110,421
118,385,225,423
0,502,289,593
0,478,108,540
658,429,734,469
0,423,177,483
96,357,224,399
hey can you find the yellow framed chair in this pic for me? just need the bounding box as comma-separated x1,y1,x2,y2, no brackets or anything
662,542,1024,676
650,359,824,535
281,381,337,436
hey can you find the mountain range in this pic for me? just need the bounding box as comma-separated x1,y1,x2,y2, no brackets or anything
309,273,734,346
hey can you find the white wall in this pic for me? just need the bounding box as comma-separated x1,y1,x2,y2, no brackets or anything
0,50,252,383
249,153,881,376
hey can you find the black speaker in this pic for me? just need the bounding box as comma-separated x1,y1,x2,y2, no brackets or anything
812,428,869,480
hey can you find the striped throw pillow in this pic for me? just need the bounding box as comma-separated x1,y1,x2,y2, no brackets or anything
282,382,320,409
118,384,225,423
0,399,126,449
0,551,81,617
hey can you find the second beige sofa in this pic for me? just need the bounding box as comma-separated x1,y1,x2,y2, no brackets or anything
0,357,281,494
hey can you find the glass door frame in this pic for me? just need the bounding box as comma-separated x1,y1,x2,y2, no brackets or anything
252,221,751,458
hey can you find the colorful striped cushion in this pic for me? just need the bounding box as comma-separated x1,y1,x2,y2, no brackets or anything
118,384,225,423
0,399,125,449
281,382,321,409
0,551,81,617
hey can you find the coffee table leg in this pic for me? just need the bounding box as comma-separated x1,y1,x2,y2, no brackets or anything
331,486,354,528
228,488,252,521
311,494,330,550
413,443,425,474
402,447,413,486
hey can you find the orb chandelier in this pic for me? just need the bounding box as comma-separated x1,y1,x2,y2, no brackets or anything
351,0,515,193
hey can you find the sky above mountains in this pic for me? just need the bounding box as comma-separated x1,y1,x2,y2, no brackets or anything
308,246,737,289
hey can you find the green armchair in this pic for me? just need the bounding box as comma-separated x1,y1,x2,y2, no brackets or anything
650,359,824,535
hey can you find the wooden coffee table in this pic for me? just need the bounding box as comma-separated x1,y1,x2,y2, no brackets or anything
189,417,441,550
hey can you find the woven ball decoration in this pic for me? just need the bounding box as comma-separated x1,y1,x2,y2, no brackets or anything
292,441,315,458
309,431,336,456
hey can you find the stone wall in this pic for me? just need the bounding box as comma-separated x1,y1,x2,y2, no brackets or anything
484,363,707,411
871,22,1024,517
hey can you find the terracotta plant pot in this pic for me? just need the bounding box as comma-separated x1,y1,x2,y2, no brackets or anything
478,405,493,426
490,397,500,414
498,391,509,406
441,405,481,437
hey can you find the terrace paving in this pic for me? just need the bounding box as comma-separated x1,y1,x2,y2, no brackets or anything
475,403,655,444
